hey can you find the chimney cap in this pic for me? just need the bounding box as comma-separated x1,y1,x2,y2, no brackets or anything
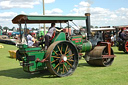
85,13,91,16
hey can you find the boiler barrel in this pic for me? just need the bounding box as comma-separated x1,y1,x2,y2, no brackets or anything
82,41,92,52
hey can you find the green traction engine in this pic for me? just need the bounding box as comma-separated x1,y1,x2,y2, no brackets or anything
12,13,115,77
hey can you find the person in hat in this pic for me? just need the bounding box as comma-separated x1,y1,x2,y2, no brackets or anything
122,29,128,40
26,29,34,47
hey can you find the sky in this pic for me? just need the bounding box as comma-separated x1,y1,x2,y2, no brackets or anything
0,0,128,29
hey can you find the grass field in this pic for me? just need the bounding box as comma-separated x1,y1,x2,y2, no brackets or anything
0,43,128,85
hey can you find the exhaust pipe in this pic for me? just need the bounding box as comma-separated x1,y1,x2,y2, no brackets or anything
85,13,91,40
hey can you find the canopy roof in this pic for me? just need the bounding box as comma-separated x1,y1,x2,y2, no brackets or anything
12,14,87,24
91,28,115,32
113,25,128,29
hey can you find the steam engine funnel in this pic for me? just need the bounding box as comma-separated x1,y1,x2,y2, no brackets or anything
85,13,91,40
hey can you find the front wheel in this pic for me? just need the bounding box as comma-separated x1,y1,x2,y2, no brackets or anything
46,41,78,77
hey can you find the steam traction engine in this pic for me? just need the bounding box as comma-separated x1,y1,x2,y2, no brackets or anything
114,26,128,53
12,13,115,77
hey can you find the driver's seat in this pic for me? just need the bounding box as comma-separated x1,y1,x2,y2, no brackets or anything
49,32,56,41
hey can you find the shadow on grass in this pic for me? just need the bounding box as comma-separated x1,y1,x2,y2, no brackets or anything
78,63,90,67
114,52,126,54
0,68,58,79
6,56,15,59
78,62,107,68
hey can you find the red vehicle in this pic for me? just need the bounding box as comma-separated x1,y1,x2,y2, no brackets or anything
113,26,128,53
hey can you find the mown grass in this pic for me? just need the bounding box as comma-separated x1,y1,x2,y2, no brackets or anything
0,43,128,85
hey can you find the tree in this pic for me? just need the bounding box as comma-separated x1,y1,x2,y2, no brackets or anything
32,28,35,32
0,25,2,30
95,26,98,28
12,27,16,31
90,25,94,28
35,28,38,30
3,26,9,33
3,26,9,30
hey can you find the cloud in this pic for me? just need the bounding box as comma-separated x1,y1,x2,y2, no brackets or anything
0,11,39,28
0,0,56,10
110,14,117,18
0,0,40,9
0,12,17,28
45,8,63,15
70,1,128,27
43,0,55,3
29,12,39,15
0,12,17,18
0,7,63,28
75,1,91,8
19,8,63,15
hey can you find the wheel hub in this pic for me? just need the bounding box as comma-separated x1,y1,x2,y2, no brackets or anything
63,55,67,61
60,55,67,63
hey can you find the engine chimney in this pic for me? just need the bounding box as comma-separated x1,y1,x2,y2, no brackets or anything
85,13,91,40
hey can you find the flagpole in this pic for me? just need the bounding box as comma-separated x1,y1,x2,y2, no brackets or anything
42,0,46,35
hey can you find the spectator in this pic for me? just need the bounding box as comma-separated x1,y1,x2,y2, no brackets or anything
111,35,114,46
27,29,34,47
113,33,116,46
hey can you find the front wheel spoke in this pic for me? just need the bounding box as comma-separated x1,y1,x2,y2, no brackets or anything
67,59,74,62
66,61,72,67
57,46,62,55
64,64,68,72
51,59,59,63
65,45,68,55
54,63,60,69
61,44,63,54
63,63,65,73
65,49,71,55
57,65,60,73
53,50,59,56
67,54,74,57
51,56,60,58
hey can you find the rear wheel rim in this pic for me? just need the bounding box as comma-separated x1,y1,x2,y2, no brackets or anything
102,47,114,66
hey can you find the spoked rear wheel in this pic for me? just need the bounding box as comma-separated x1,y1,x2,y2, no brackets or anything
46,41,78,77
